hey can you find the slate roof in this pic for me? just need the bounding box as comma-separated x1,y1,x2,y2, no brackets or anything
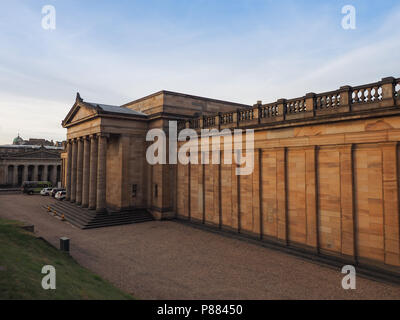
85,102,147,117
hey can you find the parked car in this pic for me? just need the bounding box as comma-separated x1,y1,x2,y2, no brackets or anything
22,181,53,195
40,187,53,196
55,190,66,201
50,188,65,198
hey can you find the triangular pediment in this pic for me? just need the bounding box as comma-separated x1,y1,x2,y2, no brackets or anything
71,104,97,122
62,93,100,127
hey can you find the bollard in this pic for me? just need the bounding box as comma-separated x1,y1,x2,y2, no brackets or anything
47,206,51,212
53,210,57,217
61,214,65,221
60,237,70,253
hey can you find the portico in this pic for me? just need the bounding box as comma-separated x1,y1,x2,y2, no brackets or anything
62,94,149,213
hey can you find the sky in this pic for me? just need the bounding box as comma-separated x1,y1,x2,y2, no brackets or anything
0,0,399,144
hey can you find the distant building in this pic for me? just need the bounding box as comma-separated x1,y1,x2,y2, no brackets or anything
12,134,62,147
0,135,64,187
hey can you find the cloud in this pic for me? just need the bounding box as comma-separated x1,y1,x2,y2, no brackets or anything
0,1,399,144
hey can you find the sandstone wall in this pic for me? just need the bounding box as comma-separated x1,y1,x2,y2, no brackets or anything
176,115,400,270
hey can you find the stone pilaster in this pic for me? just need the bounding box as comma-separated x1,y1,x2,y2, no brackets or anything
82,136,91,208
70,139,78,203
66,141,72,200
88,135,98,210
96,134,108,213
76,138,84,205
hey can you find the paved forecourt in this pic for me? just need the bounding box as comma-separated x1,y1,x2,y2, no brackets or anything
0,194,399,300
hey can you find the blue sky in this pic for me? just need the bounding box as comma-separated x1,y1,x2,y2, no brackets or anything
0,0,399,144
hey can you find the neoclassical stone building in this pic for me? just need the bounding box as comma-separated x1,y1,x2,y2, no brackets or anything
0,138,63,187
63,77,400,274
62,92,249,213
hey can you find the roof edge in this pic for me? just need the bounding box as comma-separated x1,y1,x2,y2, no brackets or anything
122,90,252,108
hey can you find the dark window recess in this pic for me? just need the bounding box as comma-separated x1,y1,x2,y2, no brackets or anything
132,184,137,197
154,184,158,198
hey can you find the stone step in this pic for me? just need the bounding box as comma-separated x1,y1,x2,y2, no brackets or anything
43,202,154,229
42,205,90,227
51,201,97,217
85,218,154,229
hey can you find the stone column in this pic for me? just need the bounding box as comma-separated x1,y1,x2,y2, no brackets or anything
66,141,72,200
43,165,48,182
3,165,8,185
51,165,57,186
88,135,98,210
13,166,18,186
76,138,84,205
33,165,39,182
22,165,28,183
70,139,78,203
96,134,108,213
82,136,91,208
57,165,61,186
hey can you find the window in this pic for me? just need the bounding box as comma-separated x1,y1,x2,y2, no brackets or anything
154,184,158,198
132,184,137,197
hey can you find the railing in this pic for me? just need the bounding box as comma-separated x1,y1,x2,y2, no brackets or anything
189,119,200,129
220,112,234,125
238,109,254,121
316,91,340,110
351,84,382,104
177,120,186,130
177,77,398,131
203,116,216,128
286,98,306,114
260,103,279,118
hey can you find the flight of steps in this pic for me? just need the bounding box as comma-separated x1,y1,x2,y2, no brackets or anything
42,200,154,229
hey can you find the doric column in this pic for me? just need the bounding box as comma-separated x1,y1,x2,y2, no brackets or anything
96,134,108,213
13,166,18,186
33,165,39,182
70,139,78,203
22,165,28,183
57,165,61,185
76,138,84,205
82,136,91,208
3,165,8,185
51,165,57,186
88,135,98,210
43,165,48,182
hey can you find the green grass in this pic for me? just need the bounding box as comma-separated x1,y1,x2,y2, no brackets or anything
0,218,133,300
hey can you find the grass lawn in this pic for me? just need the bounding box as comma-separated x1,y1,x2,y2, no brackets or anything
0,218,133,300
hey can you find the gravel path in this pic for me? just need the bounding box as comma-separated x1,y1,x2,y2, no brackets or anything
1,194,399,300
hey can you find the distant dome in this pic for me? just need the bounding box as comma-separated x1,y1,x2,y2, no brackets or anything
13,134,24,145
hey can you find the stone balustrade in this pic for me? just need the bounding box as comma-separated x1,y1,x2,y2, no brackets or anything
260,102,279,119
316,90,340,110
179,76,399,131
